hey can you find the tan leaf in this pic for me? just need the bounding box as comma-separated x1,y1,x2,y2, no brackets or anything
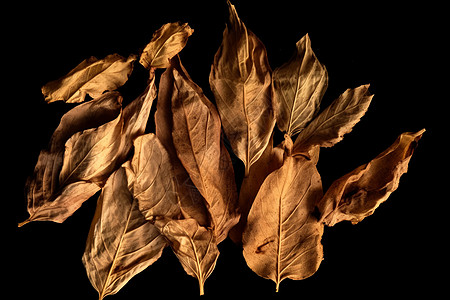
42,54,136,103
243,156,324,291
159,218,219,296
139,22,194,69
273,34,328,136
19,92,123,227
318,129,425,226
229,134,284,244
292,84,374,154
168,56,239,243
209,0,275,176
156,60,210,227
126,133,180,220
83,167,167,300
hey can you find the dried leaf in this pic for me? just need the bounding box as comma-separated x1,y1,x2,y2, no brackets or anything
20,77,157,226
318,129,425,226
229,134,284,244
273,34,328,137
83,167,167,300
19,92,123,226
156,59,210,227
139,22,194,69
209,0,275,176
168,56,239,243
126,133,180,220
159,218,219,296
292,84,373,154
243,156,324,291
42,54,136,103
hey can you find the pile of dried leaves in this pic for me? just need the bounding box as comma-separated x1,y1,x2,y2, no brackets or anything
19,1,424,297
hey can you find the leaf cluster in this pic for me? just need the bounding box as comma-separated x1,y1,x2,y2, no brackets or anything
19,1,424,297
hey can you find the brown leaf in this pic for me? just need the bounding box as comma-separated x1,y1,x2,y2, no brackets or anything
318,129,425,226
243,156,324,291
83,167,167,300
292,84,374,154
19,92,123,226
159,218,219,296
168,56,239,243
229,134,284,244
20,77,157,226
42,54,136,103
125,133,180,220
273,34,328,137
156,59,210,227
209,0,275,176
139,22,194,70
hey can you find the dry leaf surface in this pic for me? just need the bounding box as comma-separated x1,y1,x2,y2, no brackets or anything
243,156,324,291
273,34,328,137
318,129,425,226
140,22,194,70
83,167,167,300
42,54,136,103
210,0,275,176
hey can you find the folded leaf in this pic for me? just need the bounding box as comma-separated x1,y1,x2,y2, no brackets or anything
159,218,219,296
139,22,194,69
169,56,239,243
243,156,324,292
156,60,210,227
318,129,425,226
19,92,123,227
83,167,167,300
209,0,275,176
273,34,328,137
126,133,180,220
292,84,373,153
20,77,157,226
42,54,136,103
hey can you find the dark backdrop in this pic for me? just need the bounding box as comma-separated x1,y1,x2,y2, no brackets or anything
11,1,441,299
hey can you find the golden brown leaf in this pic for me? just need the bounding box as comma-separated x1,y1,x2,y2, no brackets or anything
19,92,123,226
159,218,219,296
139,22,194,69
125,133,180,220
292,84,373,154
83,167,167,300
318,129,425,226
229,134,284,244
209,0,275,176
156,59,210,227
168,56,239,243
243,156,324,292
20,78,157,226
42,54,136,103
273,34,328,137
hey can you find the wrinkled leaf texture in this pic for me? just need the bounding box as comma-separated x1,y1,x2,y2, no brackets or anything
210,0,275,176
42,54,136,103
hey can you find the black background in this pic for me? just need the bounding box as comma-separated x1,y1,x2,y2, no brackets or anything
9,0,443,299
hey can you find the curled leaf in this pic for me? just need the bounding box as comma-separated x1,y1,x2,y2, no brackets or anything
126,133,180,220
42,54,137,103
83,167,167,300
243,156,324,291
318,129,425,226
169,56,239,243
139,22,194,69
273,34,328,137
292,84,373,153
21,77,157,226
209,0,275,176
